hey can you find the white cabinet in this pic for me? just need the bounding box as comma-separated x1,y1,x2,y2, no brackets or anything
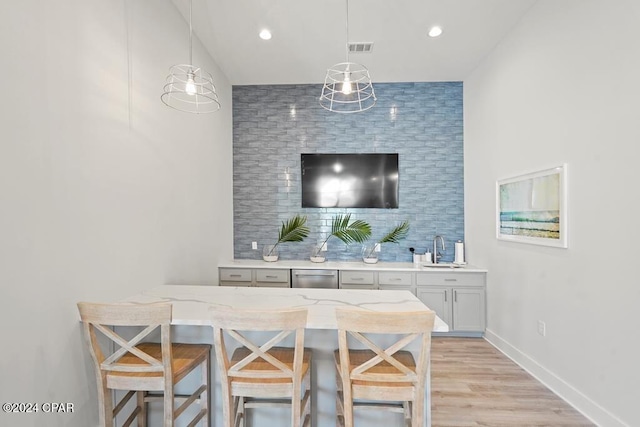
416,272,486,335
218,263,487,336
219,268,290,288
416,287,450,327
339,270,375,290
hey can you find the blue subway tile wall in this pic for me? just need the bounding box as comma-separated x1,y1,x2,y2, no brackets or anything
232,82,464,263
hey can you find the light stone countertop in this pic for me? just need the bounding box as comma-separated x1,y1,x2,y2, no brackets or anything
121,284,449,332
219,259,488,273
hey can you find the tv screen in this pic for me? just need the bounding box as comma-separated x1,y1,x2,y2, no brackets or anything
301,153,399,208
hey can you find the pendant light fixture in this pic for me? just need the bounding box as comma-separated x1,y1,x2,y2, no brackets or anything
161,0,220,114
319,0,376,113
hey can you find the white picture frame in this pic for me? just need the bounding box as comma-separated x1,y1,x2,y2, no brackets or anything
496,164,567,248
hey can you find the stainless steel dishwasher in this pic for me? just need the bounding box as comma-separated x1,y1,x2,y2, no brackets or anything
291,269,338,289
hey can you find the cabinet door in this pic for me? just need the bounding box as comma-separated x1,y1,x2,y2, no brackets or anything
452,288,485,332
416,287,451,327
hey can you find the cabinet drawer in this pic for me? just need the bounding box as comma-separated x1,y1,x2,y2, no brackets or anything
219,268,252,282
255,269,290,283
340,271,375,285
416,272,484,287
378,272,413,286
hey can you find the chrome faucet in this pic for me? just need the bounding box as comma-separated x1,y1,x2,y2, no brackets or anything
433,235,445,264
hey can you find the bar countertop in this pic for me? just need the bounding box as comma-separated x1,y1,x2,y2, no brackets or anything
121,284,449,331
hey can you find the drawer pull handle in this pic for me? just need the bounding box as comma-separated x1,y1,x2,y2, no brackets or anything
265,275,278,279
390,278,401,282
444,290,447,302
351,278,364,281
229,274,242,278
445,278,457,282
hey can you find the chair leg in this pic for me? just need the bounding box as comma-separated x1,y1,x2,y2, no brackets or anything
97,380,114,427
335,369,344,427
237,397,245,427
336,369,353,427
412,389,425,427
291,377,302,427
220,385,234,427
137,391,147,427
305,369,312,427
201,356,210,426
163,385,174,427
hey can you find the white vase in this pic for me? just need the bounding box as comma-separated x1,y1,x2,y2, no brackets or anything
262,244,279,262
309,245,326,263
362,243,379,264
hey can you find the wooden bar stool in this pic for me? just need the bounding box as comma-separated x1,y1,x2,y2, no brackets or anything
334,308,435,427
210,308,312,427
77,302,211,427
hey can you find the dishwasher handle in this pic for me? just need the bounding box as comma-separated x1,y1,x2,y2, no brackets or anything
294,271,337,276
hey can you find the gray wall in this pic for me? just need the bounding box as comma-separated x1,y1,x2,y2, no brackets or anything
233,82,464,262
0,1,233,425
465,1,640,425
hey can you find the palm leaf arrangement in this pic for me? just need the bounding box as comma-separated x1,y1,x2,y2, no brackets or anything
313,214,372,258
266,214,310,257
364,220,410,259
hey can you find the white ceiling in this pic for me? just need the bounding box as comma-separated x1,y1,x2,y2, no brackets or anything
173,0,537,85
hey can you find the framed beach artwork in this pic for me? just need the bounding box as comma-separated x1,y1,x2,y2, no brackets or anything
496,164,567,248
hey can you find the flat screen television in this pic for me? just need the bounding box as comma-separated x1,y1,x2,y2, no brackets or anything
301,153,399,208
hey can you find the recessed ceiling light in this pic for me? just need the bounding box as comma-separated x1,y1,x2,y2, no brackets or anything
259,29,272,40
428,26,443,38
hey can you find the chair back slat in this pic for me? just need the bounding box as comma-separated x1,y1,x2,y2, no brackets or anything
336,309,435,384
211,308,308,380
78,302,172,326
77,302,172,377
97,324,164,369
349,332,418,378
227,329,294,376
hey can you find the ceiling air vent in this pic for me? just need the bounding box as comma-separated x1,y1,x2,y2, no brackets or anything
348,42,374,54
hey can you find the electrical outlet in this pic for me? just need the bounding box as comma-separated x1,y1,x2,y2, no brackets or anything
537,320,546,337
251,241,258,250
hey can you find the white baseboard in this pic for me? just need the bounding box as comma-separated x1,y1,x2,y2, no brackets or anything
484,328,628,427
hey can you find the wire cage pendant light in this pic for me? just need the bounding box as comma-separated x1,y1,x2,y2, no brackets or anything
161,0,220,114
319,0,376,113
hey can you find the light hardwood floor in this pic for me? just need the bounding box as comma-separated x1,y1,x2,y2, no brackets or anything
431,337,594,427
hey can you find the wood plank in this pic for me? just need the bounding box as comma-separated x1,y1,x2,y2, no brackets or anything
431,337,594,427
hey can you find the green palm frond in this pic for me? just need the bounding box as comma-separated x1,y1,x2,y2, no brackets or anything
329,214,372,245
267,215,309,256
364,220,410,258
377,220,410,244
277,214,310,244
